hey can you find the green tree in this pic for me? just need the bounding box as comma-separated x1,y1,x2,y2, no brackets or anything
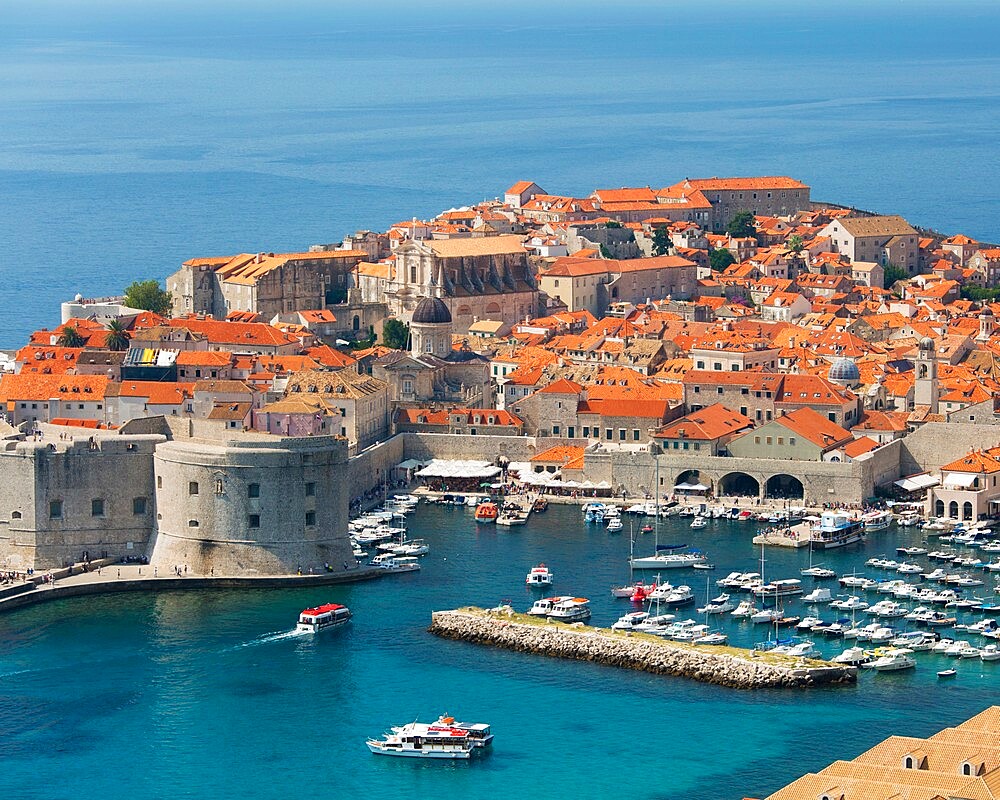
709,248,736,271
604,220,622,229
961,286,1000,302
883,264,910,289
124,280,173,315
599,243,614,259
104,319,131,351
726,211,756,239
56,325,85,348
382,318,410,350
786,234,804,255
651,226,672,257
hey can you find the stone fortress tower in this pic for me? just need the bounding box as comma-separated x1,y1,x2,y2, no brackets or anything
913,336,939,413
149,433,354,575
409,296,453,358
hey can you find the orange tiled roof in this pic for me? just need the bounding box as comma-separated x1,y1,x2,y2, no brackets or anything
530,444,585,464
653,403,753,440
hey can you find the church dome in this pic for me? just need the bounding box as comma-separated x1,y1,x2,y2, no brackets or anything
411,297,452,325
828,357,860,383
981,306,994,317
919,336,935,351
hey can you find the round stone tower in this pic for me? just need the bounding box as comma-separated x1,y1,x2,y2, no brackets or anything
410,296,453,358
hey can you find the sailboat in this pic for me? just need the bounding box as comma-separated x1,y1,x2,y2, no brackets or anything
801,534,836,578
630,457,708,569
612,520,653,598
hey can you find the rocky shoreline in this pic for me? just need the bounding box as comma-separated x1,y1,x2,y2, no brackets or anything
430,607,857,690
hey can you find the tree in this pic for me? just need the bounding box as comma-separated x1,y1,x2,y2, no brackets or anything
709,248,736,272
599,243,614,259
104,319,131,351
382,318,409,350
786,234,804,255
56,325,85,348
961,286,1000,302
124,280,173,315
604,220,622,229
651,226,672,257
883,264,910,289
726,211,756,239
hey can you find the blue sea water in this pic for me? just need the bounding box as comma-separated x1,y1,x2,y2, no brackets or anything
1,503,999,800
1,1,999,344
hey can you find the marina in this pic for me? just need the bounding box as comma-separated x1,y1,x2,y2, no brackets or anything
5,501,1000,800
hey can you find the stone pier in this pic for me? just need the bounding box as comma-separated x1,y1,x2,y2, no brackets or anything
430,607,856,690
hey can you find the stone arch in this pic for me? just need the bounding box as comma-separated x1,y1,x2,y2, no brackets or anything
948,500,959,518
485,302,501,315
935,499,944,517
674,469,700,487
719,471,760,498
457,305,472,316
352,315,360,331
963,501,973,520
765,473,804,500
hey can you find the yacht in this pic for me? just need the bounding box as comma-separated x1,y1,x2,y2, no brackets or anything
630,551,708,569
862,510,893,531
896,545,928,556
800,566,837,579
830,596,869,611
367,725,478,759
690,515,708,530
612,611,650,631
803,587,834,604
869,600,909,618
872,648,916,672
525,564,553,587
891,631,938,651
717,572,762,591
390,717,493,749
606,517,624,533
731,600,757,618
751,579,803,599
697,594,734,615
661,585,695,607
295,603,352,633
896,562,923,575
832,646,874,666
772,640,819,658
797,616,824,631
751,608,782,624
980,644,1000,661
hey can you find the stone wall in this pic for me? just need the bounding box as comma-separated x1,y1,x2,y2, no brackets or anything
899,422,1000,476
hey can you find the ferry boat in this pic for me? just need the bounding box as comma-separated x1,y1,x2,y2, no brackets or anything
630,550,708,570
475,501,499,522
809,511,866,549
367,725,476,759
391,716,494,748
525,564,553,587
862,510,893,531
295,603,351,633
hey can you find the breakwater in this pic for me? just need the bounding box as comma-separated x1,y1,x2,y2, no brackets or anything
430,607,856,690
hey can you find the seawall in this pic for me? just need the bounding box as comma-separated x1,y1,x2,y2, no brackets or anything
430,607,856,690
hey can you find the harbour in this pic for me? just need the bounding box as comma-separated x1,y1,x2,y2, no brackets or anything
4,500,1000,800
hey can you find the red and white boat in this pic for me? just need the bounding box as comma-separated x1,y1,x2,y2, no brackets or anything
526,564,553,587
392,716,494,748
296,603,351,633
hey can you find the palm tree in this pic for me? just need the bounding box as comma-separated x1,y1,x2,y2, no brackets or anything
56,325,85,348
104,319,131,351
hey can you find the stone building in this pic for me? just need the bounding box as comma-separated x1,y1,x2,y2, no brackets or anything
661,176,810,231
819,215,919,273
150,433,354,575
383,235,538,333
166,250,367,320
281,369,390,453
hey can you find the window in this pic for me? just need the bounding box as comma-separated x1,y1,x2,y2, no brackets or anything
248,514,260,528
766,437,772,445
789,437,796,446
696,361,705,369
305,482,316,497
741,388,749,395
11,511,22,520
157,476,163,489
133,497,147,515
188,519,199,527
552,424,560,435
605,429,613,440
633,430,640,441
777,437,783,445
582,426,590,437
962,763,974,776
215,478,224,495
49,500,62,519
693,386,700,394
247,483,260,499
189,481,199,496
619,429,626,441
305,511,316,526
91,498,105,517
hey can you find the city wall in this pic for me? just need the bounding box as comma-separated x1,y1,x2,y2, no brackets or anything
898,422,1000,476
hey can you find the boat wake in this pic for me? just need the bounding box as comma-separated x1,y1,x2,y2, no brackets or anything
233,629,310,649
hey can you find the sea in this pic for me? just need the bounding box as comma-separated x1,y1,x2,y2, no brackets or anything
1,1,1000,345
2,503,999,800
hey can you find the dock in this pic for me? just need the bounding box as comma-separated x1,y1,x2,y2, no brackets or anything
429,607,856,690
752,523,812,548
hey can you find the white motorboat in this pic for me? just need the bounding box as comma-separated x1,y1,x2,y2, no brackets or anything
606,517,624,533
891,631,937,651
869,600,909,618
690,515,708,530
547,597,592,622
772,640,819,658
751,608,781,624
832,646,874,666
800,566,837,579
661,585,695,607
830,596,869,611
896,562,922,574
731,600,757,618
980,644,1000,661
697,594,734,615
612,611,650,631
717,572,762,591
369,553,421,572
295,603,352,633
367,724,479,759
694,632,728,645
872,648,916,671
751,579,803,599
797,616,823,630
943,640,974,657
525,564,553,587
803,587,833,604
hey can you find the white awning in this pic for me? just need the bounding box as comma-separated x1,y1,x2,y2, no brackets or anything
396,459,424,470
942,472,978,489
415,459,501,479
894,473,940,492
675,482,708,491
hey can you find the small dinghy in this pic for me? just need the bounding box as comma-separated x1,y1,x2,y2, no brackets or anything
938,668,957,679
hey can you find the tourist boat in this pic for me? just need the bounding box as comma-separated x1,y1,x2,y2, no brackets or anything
527,596,571,616
475,501,499,522
697,593,734,615
862,510,893,531
980,644,1000,661
810,511,866,549
833,646,874,666
872,648,916,672
548,597,592,622
389,717,493,748
295,603,351,633
803,587,833,604
938,668,957,679
367,724,477,759
630,550,708,570
525,564,553,587
690,515,708,530
531,497,548,513
731,600,757,618
369,553,421,572
751,579,803,599
606,517,624,533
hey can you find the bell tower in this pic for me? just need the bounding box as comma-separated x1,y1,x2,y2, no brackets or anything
913,337,938,413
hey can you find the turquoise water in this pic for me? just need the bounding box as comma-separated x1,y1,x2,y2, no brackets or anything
2,503,998,800
2,1,1000,343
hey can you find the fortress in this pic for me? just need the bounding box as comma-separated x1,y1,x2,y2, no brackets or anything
0,423,355,576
